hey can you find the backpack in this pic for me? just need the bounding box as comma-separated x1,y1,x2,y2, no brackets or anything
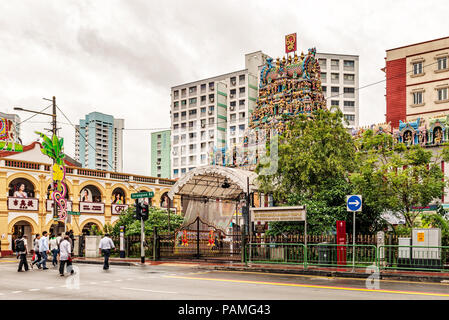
16,239,25,252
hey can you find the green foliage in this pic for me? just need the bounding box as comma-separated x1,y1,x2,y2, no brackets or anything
259,109,385,235
89,224,103,236
422,209,449,246
351,131,448,228
35,131,65,165
112,206,184,236
103,223,114,235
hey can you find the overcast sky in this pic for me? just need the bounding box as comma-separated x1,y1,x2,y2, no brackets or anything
1,0,448,176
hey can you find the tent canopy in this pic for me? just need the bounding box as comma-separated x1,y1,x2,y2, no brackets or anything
168,165,259,200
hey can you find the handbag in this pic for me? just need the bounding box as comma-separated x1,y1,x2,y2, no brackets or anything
68,255,72,262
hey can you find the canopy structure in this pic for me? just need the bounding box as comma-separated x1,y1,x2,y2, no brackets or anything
168,165,259,201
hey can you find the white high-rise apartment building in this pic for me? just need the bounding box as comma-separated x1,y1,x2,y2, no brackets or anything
316,53,360,128
75,112,124,172
170,51,268,179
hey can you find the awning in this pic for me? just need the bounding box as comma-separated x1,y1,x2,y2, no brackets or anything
168,165,259,200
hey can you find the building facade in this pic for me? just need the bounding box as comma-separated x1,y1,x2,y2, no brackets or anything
151,130,171,179
386,36,449,128
0,142,180,256
170,51,268,178
75,112,124,172
316,53,360,128
0,112,21,142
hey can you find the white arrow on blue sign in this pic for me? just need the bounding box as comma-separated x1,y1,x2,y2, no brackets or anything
347,195,362,212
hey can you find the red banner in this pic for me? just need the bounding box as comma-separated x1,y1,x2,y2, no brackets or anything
285,33,297,54
336,220,346,265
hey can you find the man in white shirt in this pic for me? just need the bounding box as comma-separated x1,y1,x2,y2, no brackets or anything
38,231,50,270
59,235,72,276
99,234,115,270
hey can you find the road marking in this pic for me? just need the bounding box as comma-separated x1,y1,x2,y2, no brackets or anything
102,281,111,283
213,270,449,286
29,288,40,291
120,287,177,294
0,260,17,263
12,291,22,294
165,275,449,297
115,279,123,282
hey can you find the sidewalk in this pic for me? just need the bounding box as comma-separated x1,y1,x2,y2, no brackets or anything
72,256,449,283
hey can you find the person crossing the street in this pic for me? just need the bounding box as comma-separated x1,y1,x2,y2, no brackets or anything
99,233,115,270
15,234,29,272
31,234,41,269
59,235,73,276
38,231,50,270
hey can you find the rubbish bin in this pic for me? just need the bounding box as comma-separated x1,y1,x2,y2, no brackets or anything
317,242,331,265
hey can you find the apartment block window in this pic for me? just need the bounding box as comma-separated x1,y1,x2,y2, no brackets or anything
209,94,214,102
173,135,179,144
344,87,355,94
181,88,186,97
209,82,214,90
331,100,339,106
181,146,186,155
344,60,355,69
189,109,197,116
201,96,206,104
181,111,186,119
209,106,214,112
331,59,339,68
230,101,236,107
331,87,340,94
322,86,327,92
321,72,327,81
181,168,186,174
201,131,206,140
239,87,246,94
331,73,339,82
438,57,448,70
189,98,197,106
230,77,236,86
239,124,245,131
318,58,326,68
173,90,179,99
438,88,448,101
344,101,355,107
189,86,197,95
201,107,206,114
181,100,187,106
413,62,423,75
344,74,355,82
413,91,423,105
180,134,186,143
344,114,355,122
239,75,245,82
230,89,236,98
239,99,245,106
208,118,214,125
181,123,186,130
201,84,206,92
173,113,179,120
173,101,179,108
173,169,179,176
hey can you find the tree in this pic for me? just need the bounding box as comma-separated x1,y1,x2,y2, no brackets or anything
112,206,184,236
258,109,366,234
350,131,449,229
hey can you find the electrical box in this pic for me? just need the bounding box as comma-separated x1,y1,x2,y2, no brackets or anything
412,228,441,260
398,237,411,259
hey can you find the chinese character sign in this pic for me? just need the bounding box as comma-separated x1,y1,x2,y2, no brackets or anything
285,33,297,54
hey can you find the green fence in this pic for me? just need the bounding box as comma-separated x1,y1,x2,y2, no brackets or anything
378,245,449,272
306,244,377,268
248,243,306,265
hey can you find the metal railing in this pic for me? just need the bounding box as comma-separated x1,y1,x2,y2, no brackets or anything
246,243,449,273
378,245,449,272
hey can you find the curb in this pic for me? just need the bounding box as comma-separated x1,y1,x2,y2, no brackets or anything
197,265,449,283
73,259,140,267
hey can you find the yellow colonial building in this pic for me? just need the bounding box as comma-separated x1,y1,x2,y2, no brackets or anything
0,142,181,255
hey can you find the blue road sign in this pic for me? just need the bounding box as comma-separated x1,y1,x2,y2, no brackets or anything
347,195,362,212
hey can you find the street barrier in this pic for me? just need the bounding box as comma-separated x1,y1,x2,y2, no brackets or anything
248,243,306,265
378,245,449,272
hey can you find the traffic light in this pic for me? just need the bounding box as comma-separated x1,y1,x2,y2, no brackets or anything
141,202,149,221
134,199,142,220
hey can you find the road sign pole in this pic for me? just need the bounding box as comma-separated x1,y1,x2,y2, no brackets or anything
352,210,355,272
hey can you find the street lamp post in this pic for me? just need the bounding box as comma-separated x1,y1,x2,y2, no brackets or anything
15,96,59,225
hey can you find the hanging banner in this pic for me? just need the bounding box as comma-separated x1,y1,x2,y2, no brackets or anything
111,204,129,215
285,33,297,54
46,200,73,212
79,201,105,214
8,197,39,211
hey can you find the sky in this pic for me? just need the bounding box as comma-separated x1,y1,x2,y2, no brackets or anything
1,0,448,176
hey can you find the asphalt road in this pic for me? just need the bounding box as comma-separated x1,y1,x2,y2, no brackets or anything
1,259,449,300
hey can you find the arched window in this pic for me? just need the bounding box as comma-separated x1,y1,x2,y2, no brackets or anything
9,178,35,198
80,185,102,203
112,187,126,204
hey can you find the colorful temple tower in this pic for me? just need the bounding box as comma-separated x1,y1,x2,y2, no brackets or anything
249,47,327,134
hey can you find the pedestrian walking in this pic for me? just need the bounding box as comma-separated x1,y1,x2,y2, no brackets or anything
15,235,29,272
49,234,59,267
99,233,115,270
59,235,73,277
68,230,75,254
38,231,50,270
31,234,41,269
56,233,62,247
